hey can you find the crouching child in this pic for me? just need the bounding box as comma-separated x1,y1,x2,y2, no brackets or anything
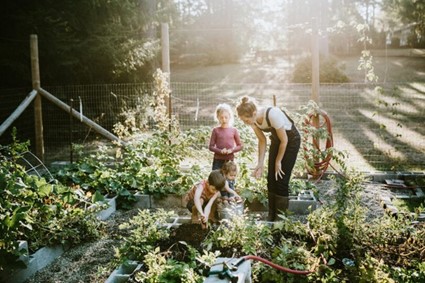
185,169,225,229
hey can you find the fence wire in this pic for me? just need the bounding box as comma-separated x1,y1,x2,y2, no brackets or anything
0,82,424,172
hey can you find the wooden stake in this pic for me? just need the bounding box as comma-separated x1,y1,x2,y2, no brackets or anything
30,34,45,162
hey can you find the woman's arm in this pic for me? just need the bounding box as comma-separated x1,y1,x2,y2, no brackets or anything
252,125,267,179
274,127,288,180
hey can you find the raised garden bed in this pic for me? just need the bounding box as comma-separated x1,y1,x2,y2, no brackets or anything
90,195,117,221
0,242,66,283
105,261,143,283
0,198,117,283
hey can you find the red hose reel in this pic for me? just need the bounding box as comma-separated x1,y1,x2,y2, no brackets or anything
303,109,333,180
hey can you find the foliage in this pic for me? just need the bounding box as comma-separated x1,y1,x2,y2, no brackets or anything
135,130,204,195
382,0,425,48
203,214,274,256
0,0,179,87
355,23,379,83
116,209,218,282
0,133,102,269
292,56,349,83
133,248,203,283
289,179,318,197
54,69,205,203
117,209,174,263
151,69,180,132
200,167,425,282
54,132,205,207
234,119,268,204
124,228,220,283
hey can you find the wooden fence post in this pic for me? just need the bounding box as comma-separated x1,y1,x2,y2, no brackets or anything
161,23,172,132
30,34,44,162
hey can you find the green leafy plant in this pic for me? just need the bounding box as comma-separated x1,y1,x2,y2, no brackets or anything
117,209,175,262
0,133,102,269
204,214,274,256
134,247,204,283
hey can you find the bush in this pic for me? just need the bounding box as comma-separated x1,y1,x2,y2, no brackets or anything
292,55,349,83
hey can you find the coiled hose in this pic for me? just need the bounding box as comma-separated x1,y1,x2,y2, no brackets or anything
303,110,333,181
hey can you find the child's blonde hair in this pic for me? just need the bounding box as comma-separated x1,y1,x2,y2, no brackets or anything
221,161,238,175
214,103,234,126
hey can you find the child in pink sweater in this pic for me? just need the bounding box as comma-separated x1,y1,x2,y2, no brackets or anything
209,103,243,170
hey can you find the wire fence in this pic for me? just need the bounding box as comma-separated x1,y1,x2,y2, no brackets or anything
1,82,424,172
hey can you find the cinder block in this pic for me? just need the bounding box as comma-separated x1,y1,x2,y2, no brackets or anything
49,161,71,169
289,199,317,214
18,240,29,266
150,194,183,208
105,261,143,283
0,245,65,283
288,191,318,214
133,192,151,209
415,188,424,197
379,196,393,208
92,196,117,221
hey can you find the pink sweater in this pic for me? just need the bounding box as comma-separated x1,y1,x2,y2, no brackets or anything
209,127,243,160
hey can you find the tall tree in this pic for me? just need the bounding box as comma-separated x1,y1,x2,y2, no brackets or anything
382,0,425,47
0,0,178,87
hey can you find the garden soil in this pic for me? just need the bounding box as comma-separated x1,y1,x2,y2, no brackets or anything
25,179,392,283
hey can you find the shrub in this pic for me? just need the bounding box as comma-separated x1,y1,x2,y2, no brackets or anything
292,55,349,83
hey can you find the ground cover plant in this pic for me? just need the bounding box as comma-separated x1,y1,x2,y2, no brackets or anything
108,171,425,283
0,131,104,271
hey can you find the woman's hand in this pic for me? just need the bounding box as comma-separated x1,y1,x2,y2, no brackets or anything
252,164,264,179
275,162,285,180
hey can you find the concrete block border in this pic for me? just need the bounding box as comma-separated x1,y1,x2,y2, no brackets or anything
105,261,143,283
0,197,117,283
0,243,65,283
91,196,117,221
133,193,186,209
246,190,318,215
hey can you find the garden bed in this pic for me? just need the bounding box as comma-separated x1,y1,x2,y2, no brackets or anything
1,198,118,283
24,177,425,283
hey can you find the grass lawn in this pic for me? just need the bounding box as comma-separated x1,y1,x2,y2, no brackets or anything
169,51,425,172
171,52,425,84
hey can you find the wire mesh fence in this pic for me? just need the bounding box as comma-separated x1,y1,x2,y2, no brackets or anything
1,82,424,172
